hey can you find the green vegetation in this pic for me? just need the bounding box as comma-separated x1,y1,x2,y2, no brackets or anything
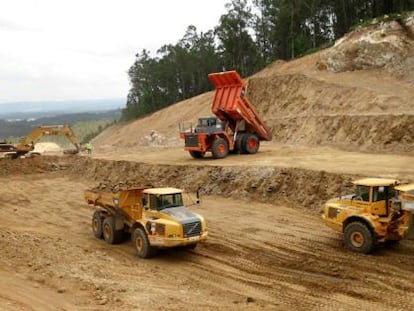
124,0,414,121
74,119,115,144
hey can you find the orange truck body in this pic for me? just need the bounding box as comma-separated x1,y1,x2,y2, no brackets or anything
179,71,272,159
209,71,272,141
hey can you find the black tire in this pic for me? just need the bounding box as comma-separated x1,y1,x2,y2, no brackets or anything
102,217,123,244
133,228,157,258
384,240,400,247
92,211,104,239
211,138,229,159
343,222,374,254
189,151,205,159
184,243,197,250
242,134,260,154
232,134,245,154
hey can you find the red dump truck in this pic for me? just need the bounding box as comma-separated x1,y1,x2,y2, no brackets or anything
85,187,208,258
179,70,272,159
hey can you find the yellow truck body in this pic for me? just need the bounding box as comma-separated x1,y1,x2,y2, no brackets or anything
84,187,208,258
322,178,414,253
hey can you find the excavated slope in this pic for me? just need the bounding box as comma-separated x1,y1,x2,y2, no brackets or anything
1,156,353,213
95,14,414,154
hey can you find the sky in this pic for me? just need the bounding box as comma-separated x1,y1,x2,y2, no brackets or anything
0,0,228,104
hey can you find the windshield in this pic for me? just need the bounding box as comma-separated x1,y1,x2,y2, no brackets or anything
355,185,370,202
150,193,183,211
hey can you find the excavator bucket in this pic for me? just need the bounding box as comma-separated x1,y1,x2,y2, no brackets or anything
208,71,272,141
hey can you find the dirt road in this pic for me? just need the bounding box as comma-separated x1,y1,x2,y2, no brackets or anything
95,143,414,180
1,156,414,310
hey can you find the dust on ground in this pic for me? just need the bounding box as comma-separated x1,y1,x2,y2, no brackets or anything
1,156,414,310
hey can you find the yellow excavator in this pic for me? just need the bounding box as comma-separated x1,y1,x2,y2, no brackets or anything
7,124,80,158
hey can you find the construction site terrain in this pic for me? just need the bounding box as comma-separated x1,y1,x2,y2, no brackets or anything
1,17,414,310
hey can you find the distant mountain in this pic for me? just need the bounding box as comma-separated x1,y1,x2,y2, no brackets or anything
0,98,125,119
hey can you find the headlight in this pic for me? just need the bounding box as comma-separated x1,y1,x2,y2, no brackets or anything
153,223,165,235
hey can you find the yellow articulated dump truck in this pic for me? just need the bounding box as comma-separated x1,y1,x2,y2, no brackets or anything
322,178,414,254
84,187,208,258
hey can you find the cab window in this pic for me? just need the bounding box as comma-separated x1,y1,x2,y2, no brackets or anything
372,186,395,202
149,193,183,211
355,185,370,202
372,186,386,202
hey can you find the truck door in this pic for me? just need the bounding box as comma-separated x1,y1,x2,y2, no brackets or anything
352,185,371,209
370,186,389,216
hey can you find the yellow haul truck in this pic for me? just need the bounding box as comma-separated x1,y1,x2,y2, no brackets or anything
322,178,414,254
85,187,208,258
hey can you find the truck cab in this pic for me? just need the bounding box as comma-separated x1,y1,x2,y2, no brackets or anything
323,178,412,253
195,117,224,134
0,142,18,159
140,188,206,250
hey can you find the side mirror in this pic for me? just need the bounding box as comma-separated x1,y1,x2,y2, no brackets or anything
196,188,201,205
142,197,147,206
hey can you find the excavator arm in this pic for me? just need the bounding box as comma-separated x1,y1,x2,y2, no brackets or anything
16,125,80,155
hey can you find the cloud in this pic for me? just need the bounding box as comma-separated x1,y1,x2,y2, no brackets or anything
0,0,227,103
0,17,36,31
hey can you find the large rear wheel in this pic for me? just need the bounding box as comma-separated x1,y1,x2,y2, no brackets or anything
102,217,123,244
133,228,157,258
232,134,245,154
92,211,104,239
211,138,229,159
242,134,260,154
344,222,374,254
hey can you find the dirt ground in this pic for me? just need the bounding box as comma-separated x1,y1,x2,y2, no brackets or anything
2,17,414,310
1,154,414,311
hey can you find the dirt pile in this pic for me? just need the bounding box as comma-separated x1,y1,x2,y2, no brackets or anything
0,156,71,176
93,92,212,151
33,142,63,154
321,15,414,74
143,130,166,146
1,156,356,212
92,180,154,193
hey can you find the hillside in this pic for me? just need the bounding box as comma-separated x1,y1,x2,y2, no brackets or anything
94,15,414,154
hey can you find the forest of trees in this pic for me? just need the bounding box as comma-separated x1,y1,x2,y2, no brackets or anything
122,0,414,121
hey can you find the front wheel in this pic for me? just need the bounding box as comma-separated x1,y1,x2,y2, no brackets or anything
211,138,229,159
343,222,374,254
133,228,157,258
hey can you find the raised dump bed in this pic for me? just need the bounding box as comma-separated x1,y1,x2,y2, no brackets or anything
209,70,272,141
180,70,272,159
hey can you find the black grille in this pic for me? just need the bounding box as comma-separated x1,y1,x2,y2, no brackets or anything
183,221,202,237
185,134,199,147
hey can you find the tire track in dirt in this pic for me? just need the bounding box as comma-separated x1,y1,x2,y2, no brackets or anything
1,157,414,309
